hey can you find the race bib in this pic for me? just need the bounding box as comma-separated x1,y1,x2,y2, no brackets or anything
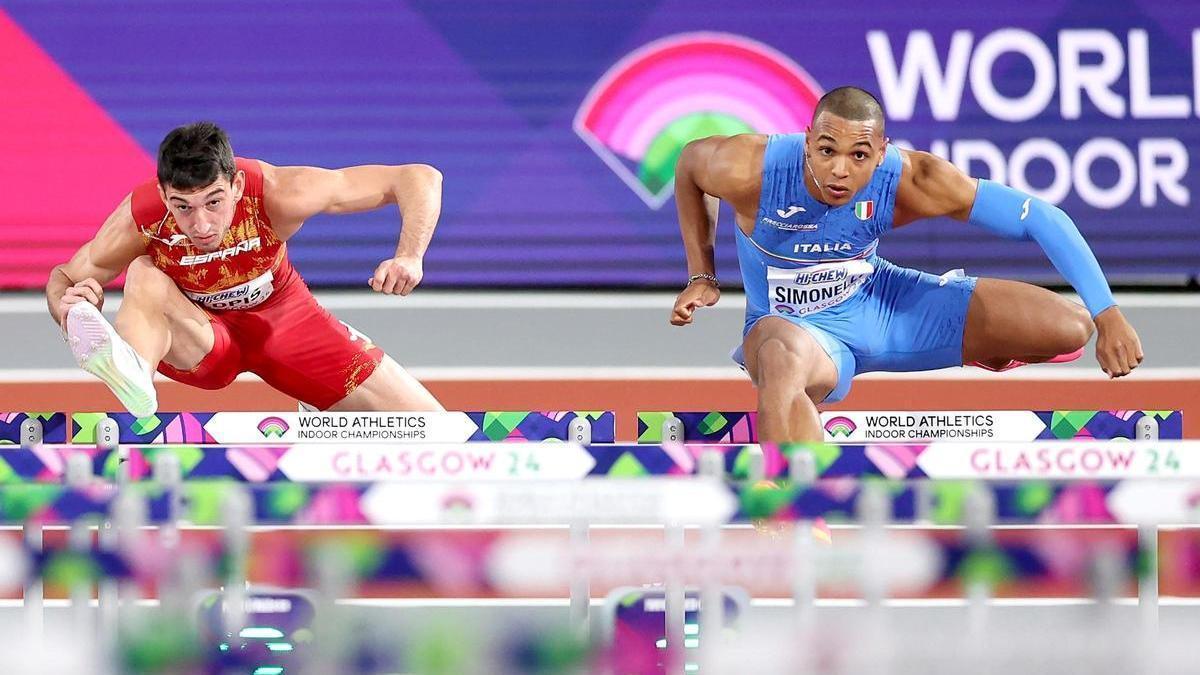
768,260,874,317
186,270,275,311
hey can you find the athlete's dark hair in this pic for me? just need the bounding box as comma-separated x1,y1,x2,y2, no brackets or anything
812,86,885,134
157,122,236,190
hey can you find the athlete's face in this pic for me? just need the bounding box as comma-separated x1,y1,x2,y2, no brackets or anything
803,113,887,206
158,171,246,252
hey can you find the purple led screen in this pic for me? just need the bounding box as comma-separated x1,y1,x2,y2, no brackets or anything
0,0,1196,288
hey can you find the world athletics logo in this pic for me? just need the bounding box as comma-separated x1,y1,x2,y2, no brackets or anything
823,416,857,438
257,416,290,439
575,32,823,209
440,492,476,522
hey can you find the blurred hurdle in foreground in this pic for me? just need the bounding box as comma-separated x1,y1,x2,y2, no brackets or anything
4,418,1200,672
3,411,1194,673
2,473,1196,673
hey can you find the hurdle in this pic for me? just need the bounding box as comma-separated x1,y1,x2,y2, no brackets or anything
639,409,1183,444
5,411,1198,673
66,410,616,445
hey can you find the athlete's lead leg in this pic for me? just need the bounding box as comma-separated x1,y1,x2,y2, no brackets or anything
66,256,216,417
114,256,215,370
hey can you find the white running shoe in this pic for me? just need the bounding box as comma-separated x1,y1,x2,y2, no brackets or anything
64,302,158,418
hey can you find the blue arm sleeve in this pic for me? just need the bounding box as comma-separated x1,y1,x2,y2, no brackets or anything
968,179,1115,318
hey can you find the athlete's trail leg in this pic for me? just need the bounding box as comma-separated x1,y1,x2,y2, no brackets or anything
962,278,1093,368
328,355,444,411
742,317,839,443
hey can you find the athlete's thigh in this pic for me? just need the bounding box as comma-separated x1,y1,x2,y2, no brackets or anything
962,277,1091,360
328,354,443,412
121,256,216,370
250,299,384,410
742,316,838,397
857,262,976,372
160,302,220,371
156,314,243,389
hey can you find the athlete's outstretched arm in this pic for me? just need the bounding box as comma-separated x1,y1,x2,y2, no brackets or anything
46,195,145,327
894,150,1142,377
670,135,759,325
263,162,443,295
672,138,721,325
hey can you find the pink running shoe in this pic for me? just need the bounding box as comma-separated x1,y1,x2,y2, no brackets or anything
969,347,1085,372
64,302,158,417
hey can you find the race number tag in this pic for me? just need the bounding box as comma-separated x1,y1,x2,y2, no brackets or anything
768,260,873,317
186,270,275,310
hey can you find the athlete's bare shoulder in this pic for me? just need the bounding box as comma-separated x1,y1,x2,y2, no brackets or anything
679,134,765,210
60,193,145,285
257,159,340,205
256,159,281,193
94,193,143,255
893,147,977,225
255,160,310,233
708,133,766,181
258,159,319,200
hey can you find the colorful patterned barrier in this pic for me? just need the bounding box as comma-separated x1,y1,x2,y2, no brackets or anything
0,468,1197,526
70,411,616,444
0,527,1168,601
638,410,1183,443
0,413,67,444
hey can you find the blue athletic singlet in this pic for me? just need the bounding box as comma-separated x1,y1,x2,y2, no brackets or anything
732,133,978,403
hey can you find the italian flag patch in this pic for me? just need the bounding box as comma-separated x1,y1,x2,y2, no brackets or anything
854,200,874,220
